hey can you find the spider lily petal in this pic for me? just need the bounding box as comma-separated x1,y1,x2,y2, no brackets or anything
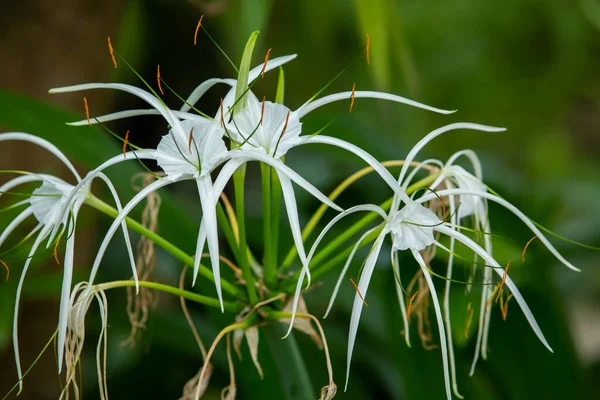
0,208,34,247
66,109,205,126
295,91,455,118
388,201,441,251
391,248,410,347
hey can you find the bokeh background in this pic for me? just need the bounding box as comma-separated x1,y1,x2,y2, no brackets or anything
1,0,599,399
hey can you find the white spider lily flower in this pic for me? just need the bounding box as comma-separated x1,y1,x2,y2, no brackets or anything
0,133,134,391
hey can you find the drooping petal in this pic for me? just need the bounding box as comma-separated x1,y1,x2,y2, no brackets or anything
181,78,236,112
0,207,33,248
0,174,44,197
66,109,206,126
248,54,297,82
411,250,452,400
345,234,386,391
397,123,506,186
295,91,455,119
391,249,410,347
0,133,81,180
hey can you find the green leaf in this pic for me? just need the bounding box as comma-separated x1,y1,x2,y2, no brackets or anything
276,67,285,104
234,30,260,116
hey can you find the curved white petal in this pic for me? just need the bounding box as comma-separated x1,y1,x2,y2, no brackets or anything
0,174,44,198
0,133,81,181
397,123,506,186
212,158,247,203
67,109,206,126
392,249,410,347
248,54,297,83
435,225,553,352
418,189,579,272
0,207,33,248
181,78,236,112
303,135,411,203
296,91,455,119
411,250,452,400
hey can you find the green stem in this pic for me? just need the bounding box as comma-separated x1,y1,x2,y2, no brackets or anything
85,195,244,300
97,280,241,312
261,163,276,287
233,165,259,304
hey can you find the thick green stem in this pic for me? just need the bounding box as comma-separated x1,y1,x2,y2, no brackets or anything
233,165,259,304
97,280,241,312
261,163,276,287
85,195,244,300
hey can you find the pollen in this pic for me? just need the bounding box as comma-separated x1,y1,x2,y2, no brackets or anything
53,232,63,265
407,290,419,322
188,127,194,152
83,97,91,126
349,83,356,113
350,278,368,307
157,65,164,95
194,16,204,45
366,34,371,65
107,36,117,68
123,130,130,158
261,48,272,79
521,235,537,263
1,260,9,281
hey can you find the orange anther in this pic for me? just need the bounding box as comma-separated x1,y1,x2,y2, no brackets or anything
107,36,117,68
188,128,194,152
366,34,370,65
349,83,356,113
280,110,291,138
500,293,514,321
406,290,419,322
260,96,266,125
1,260,9,282
123,130,130,158
495,260,511,303
522,235,537,263
219,98,225,127
53,232,63,265
350,278,368,307
261,48,272,79
83,97,91,126
157,65,164,95
194,16,204,45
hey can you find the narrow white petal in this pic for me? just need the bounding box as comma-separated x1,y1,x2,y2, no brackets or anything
397,123,506,185
436,225,553,352
212,158,247,203
324,227,377,318
181,78,236,112
0,133,81,180
67,109,206,126
296,91,454,119
412,250,452,400
303,135,411,203
231,152,343,212
0,207,33,247
248,54,298,83
418,189,579,272
345,234,386,391
401,158,445,191
0,174,43,197
196,175,224,311
392,249,410,347
192,220,207,287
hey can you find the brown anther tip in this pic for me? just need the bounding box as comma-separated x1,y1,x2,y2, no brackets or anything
188,128,194,152
280,110,291,138
521,235,537,263
260,96,266,125
406,290,419,321
261,48,272,79
123,130,130,158
1,260,8,281
219,98,225,127
83,97,91,125
350,278,368,307
349,83,356,113
366,34,370,65
157,65,164,95
108,36,117,68
194,16,204,45
53,233,63,265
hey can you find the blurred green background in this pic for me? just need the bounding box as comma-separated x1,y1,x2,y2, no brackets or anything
1,0,599,398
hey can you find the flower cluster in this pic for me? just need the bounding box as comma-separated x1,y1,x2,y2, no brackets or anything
0,29,581,400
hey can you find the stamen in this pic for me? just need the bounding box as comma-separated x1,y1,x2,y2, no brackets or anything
83,97,91,126
366,34,370,65
350,278,368,307
406,290,419,322
260,96,266,125
220,98,225,127
53,232,63,265
260,48,272,79
521,235,537,263
188,127,194,152
194,16,204,46
122,130,130,158
1,260,9,281
495,260,510,303
157,65,164,95
107,36,117,68
464,302,473,339
272,110,291,156
500,294,514,321
349,83,356,113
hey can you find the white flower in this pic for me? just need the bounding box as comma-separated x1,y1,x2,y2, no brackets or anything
0,132,133,392
387,201,441,251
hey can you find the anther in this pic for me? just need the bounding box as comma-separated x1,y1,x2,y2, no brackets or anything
53,232,63,265
157,65,164,95
108,37,117,68
366,34,370,65
261,48,272,79
500,294,514,321
219,98,225,127
1,260,9,281
350,278,368,307
188,127,194,152
495,260,510,303
349,83,356,113
260,96,266,125
407,291,419,322
123,130,130,158
194,16,204,45
83,97,91,126
521,235,537,263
